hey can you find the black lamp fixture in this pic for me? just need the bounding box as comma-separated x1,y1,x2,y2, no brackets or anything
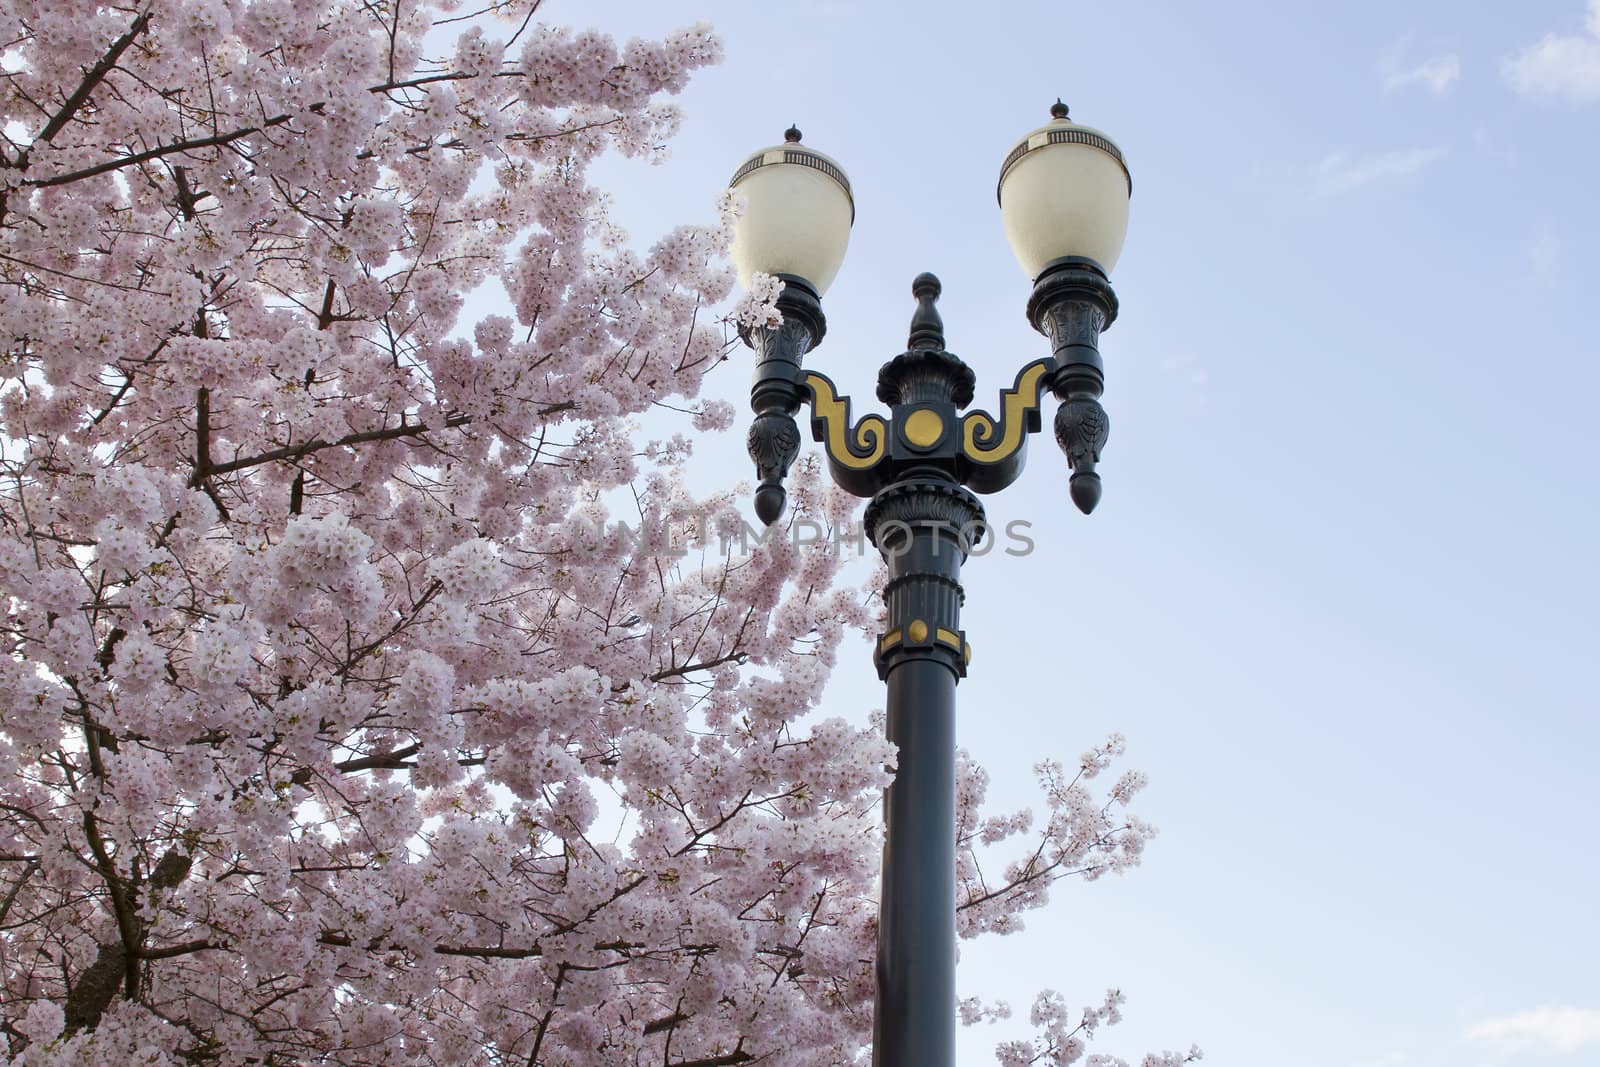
728,102,1132,1067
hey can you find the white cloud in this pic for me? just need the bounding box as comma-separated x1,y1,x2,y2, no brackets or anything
1385,55,1461,95
1504,0,1600,100
1466,1006,1600,1052
1312,147,1445,197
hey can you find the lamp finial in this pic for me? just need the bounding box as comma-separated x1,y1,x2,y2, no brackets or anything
907,273,945,352
1050,99,1070,120
784,124,802,143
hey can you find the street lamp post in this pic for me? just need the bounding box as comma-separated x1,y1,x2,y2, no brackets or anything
730,102,1132,1067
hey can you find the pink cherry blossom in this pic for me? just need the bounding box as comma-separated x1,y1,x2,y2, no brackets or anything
0,2,1185,1063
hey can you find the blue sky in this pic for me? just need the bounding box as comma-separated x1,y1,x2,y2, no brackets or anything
564,1,1600,1063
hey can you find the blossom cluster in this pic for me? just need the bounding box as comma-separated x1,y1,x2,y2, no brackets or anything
988,988,1203,1067
0,0,875,1061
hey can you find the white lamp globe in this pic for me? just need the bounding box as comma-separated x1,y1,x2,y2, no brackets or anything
998,102,1132,279
728,127,854,296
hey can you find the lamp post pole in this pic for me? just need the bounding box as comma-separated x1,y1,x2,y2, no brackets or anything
865,277,982,1067
731,104,1131,1067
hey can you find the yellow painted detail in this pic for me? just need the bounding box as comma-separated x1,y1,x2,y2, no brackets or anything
964,642,973,666
879,630,903,653
961,361,1049,463
807,372,888,470
903,408,945,448
908,619,930,644
935,627,962,650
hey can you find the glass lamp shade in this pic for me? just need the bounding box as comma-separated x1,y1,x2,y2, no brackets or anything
997,104,1132,279
728,130,854,295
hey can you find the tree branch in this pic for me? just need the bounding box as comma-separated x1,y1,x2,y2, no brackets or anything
25,104,325,190
34,12,151,148
191,412,471,485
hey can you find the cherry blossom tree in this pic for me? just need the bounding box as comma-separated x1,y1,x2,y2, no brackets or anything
0,1,1181,1063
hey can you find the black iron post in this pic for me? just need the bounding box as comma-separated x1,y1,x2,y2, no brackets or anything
741,267,1117,1067
867,479,983,1066
864,279,983,1065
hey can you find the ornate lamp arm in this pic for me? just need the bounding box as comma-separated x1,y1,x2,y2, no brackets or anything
957,357,1051,495
803,372,891,498
743,276,826,525
746,270,1123,521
